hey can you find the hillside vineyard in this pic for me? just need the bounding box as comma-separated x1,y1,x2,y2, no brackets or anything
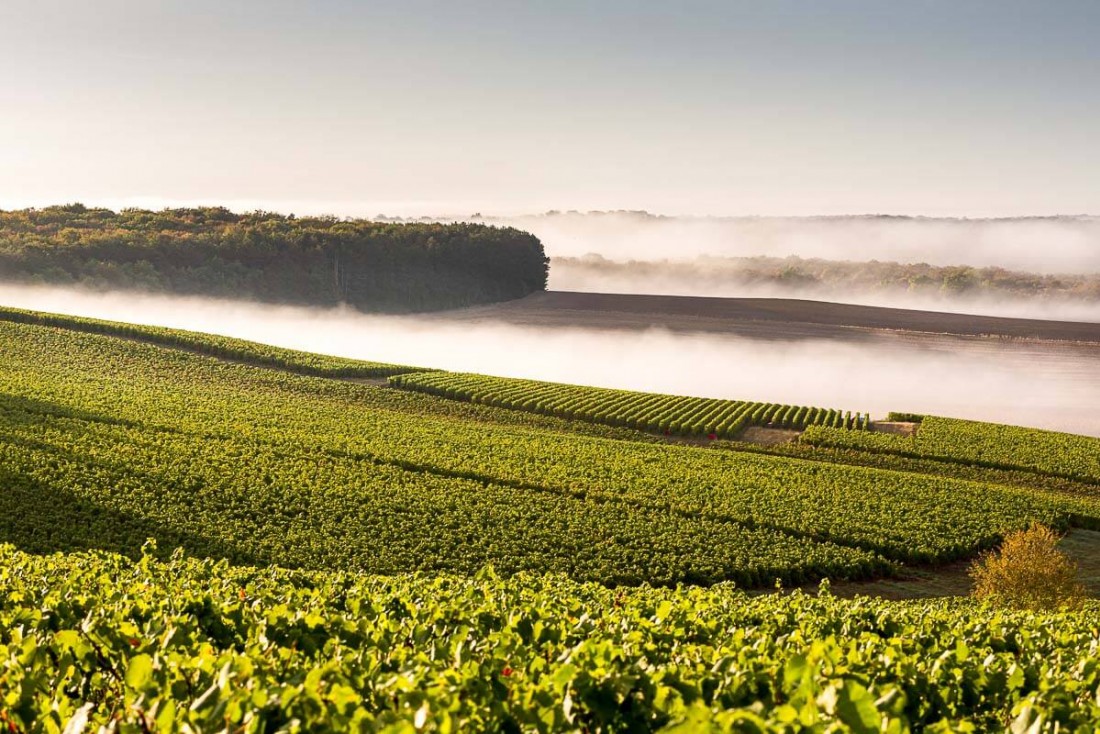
2,312,1100,731
389,372,872,436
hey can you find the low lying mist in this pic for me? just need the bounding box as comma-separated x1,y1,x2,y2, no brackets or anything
477,212,1100,275
4,284,1099,438
423,211,1100,321
550,255,1100,323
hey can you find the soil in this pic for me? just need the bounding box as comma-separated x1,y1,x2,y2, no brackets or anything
738,426,802,445
437,291,1100,345
871,421,918,436
337,376,392,386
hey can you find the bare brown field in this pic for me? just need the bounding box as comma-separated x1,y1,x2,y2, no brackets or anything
441,291,1100,344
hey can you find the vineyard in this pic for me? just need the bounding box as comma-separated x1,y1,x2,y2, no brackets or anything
3,544,1100,732
802,417,1100,486
2,316,1099,583
0,307,431,379
3,312,1100,729
389,372,871,438
8,2,1100,727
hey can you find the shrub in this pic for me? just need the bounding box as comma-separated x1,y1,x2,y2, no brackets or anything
970,524,1085,611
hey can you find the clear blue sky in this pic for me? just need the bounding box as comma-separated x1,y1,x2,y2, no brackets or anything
2,0,1098,216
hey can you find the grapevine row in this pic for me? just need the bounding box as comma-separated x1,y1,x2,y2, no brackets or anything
802,417,1100,486
390,371,872,438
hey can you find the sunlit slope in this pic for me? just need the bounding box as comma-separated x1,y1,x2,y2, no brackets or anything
4,317,1100,586
0,306,431,378
803,417,1100,486
390,371,871,435
3,544,1099,732
390,368,1100,489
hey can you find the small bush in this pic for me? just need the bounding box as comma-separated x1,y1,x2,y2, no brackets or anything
970,523,1085,611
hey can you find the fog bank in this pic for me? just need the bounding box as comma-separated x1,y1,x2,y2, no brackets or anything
483,213,1100,275
3,284,1099,438
550,256,1100,323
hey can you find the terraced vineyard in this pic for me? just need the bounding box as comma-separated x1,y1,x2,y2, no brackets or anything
803,416,1100,486
3,544,1099,733
390,371,871,438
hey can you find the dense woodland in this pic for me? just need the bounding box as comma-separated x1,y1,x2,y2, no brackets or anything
0,205,549,312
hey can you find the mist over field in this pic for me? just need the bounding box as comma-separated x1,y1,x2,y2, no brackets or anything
485,212,1100,274
391,211,1100,322
4,283,1098,438
549,255,1100,323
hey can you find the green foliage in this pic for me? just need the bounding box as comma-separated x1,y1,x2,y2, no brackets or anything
723,439,1100,519
0,320,886,587
0,205,549,312
802,417,1100,485
2,544,1100,732
0,306,431,378
3,309,1100,728
970,524,1086,611
1,317,1097,586
390,372,870,438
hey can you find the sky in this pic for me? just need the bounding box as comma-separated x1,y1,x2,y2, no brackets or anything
2,0,1098,217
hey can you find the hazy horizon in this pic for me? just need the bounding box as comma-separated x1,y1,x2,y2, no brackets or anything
5,203,1100,323
5,200,1100,223
3,1,1099,216
3,200,1100,220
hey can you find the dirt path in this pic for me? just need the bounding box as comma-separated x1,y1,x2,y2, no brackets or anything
738,426,802,445
871,421,918,436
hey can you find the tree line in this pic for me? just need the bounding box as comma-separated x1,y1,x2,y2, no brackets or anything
557,253,1100,300
0,204,549,312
